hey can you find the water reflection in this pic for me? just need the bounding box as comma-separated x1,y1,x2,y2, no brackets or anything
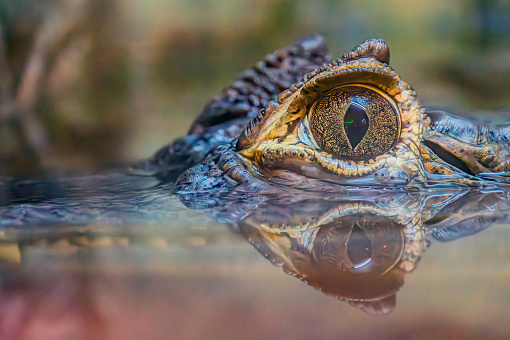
213,189,507,314
1,181,508,317
0,184,507,340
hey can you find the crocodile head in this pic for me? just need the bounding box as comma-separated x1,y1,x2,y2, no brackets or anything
233,39,510,187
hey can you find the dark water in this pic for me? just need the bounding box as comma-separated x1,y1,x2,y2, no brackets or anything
0,182,509,339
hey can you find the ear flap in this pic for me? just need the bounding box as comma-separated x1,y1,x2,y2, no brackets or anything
342,38,390,65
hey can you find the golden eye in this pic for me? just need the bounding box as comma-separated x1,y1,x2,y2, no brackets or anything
309,85,400,161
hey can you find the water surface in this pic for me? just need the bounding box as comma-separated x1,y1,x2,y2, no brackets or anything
0,184,509,339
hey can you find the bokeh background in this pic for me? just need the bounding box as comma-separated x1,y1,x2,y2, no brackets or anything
0,0,509,176
1,2,510,339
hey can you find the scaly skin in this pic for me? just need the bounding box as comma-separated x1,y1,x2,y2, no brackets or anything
0,36,508,317
176,37,510,194
2,36,510,231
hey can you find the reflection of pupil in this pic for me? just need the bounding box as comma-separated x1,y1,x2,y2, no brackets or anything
343,102,369,149
347,223,372,268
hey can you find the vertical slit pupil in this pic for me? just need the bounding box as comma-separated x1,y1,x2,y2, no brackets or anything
343,102,369,149
347,223,372,268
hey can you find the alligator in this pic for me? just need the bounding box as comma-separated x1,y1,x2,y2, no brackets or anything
0,36,510,315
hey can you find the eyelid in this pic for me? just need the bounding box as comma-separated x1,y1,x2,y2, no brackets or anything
328,84,400,115
298,115,320,148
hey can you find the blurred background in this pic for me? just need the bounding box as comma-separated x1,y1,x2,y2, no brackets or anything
0,0,509,176
1,2,510,339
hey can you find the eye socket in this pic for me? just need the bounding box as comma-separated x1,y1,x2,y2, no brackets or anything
309,85,400,161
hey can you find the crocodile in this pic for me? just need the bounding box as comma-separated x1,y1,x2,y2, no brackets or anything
0,34,510,231
0,36,510,315
165,35,510,196
2,35,510,205
0,34,508,237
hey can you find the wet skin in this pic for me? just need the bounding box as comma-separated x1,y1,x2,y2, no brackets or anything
237,39,510,187
3,35,510,205
1,36,510,251
171,36,510,194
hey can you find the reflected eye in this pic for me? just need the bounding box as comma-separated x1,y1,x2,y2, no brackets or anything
309,85,400,161
347,223,372,268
